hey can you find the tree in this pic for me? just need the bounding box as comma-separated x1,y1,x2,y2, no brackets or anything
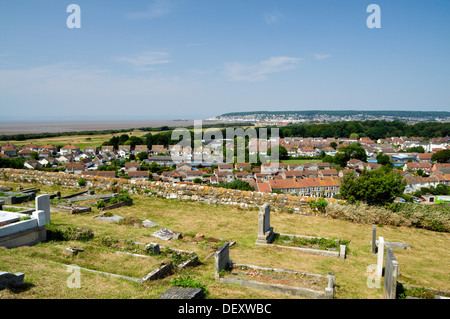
407,146,425,153
193,178,203,184
136,152,148,161
376,153,391,166
431,149,450,163
267,145,289,160
339,168,406,205
334,143,367,167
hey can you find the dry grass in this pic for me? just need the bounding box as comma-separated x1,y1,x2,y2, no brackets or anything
1,180,449,299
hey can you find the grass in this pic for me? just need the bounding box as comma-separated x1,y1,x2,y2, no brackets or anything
3,130,150,149
0,180,449,299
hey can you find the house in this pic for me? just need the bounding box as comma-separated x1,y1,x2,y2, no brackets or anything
303,163,318,171
92,155,106,166
134,145,148,154
404,162,432,174
235,171,254,183
298,147,316,157
0,153,9,159
403,175,445,194
84,146,98,155
319,169,339,178
317,163,332,170
1,146,17,157
56,155,74,164
214,170,235,183
176,162,192,172
280,171,304,180
151,145,167,154
23,143,39,152
288,163,301,171
24,160,42,170
347,159,364,169
235,163,252,171
127,171,149,180
218,164,233,172
66,163,86,175
256,183,272,193
254,173,274,183
160,170,181,183
269,179,301,195
18,149,33,159
60,144,81,156
118,145,131,153
417,153,433,163
295,177,341,198
101,146,114,154
180,170,204,183
125,162,141,172
38,150,52,159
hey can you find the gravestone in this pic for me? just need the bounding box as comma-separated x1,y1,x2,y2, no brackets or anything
371,225,377,254
215,242,231,275
0,272,25,290
151,228,175,241
376,237,384,279
36,194,51,223
158,286,204,299
145,243,160,255
0,200,4,210
255,203,274,245
384,248,399,299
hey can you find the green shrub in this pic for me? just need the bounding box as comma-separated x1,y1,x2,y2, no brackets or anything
77,177,86,187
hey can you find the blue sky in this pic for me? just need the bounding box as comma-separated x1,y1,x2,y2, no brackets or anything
0,0,449,121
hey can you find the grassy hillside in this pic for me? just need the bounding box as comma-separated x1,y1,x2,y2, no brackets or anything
0,180,449,299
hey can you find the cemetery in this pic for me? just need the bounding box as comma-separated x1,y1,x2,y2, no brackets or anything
0,177,449,299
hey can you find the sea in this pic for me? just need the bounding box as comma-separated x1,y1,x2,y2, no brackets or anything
0,119,226,136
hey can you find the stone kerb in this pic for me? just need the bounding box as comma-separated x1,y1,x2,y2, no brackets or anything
214,244,336,299
255,204,346,259
384,248,399,299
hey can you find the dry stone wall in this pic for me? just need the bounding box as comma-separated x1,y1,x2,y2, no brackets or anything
0,168,343,216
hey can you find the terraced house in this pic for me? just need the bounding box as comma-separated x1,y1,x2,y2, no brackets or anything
269,177,341,198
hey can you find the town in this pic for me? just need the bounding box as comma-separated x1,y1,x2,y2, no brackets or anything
1,132,449,204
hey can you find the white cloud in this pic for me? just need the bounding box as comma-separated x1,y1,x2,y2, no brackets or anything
264,12,283,25
315,54,331,60
224,56,302,82
126,0,174,20
116,52,171,71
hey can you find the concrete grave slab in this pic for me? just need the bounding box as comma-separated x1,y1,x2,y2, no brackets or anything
151,228,176,241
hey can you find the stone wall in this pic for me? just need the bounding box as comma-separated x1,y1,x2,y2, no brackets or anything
0,168,343,215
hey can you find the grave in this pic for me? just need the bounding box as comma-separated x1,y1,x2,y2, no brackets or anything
215,242,335,299
151,228,176,241
255,203,274,245
371,225,411,251
255,203,347,259
92,213,123,223
142,220,158,228
0,195,50,248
